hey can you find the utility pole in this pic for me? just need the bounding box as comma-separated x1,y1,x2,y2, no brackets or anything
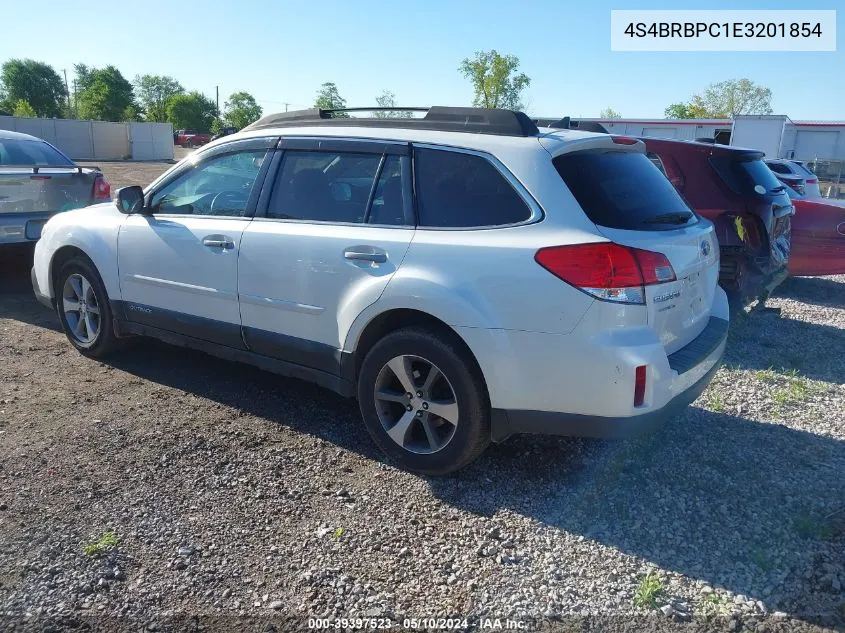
284,102,290,112
216,85,219,117
72,79,78,118
62,69,71,116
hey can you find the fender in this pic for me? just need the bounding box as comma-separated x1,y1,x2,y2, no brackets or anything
35,203,124,300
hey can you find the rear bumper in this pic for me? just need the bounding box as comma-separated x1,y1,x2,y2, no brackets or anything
489,315,729,441
1,212,54,244
31,266,54,310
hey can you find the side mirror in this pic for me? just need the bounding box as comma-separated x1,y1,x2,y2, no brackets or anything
115,186,146,214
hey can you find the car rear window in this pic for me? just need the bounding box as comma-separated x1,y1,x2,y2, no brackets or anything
711,156,784,195
792,161,816,177
765,161,791,175
553,150,697,231
0,139,74,166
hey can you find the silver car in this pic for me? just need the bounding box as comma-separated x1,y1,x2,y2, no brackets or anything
0,130,111,245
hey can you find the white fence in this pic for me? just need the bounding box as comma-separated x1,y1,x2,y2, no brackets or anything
0,116,173,161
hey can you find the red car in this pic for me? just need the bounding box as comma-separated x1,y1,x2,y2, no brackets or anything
173,129,212,148
783,187,845,277
642,138,794,309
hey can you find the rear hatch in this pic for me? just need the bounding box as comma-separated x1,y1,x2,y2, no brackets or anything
0,168,95,214
551,142,720,355
709,153,793,271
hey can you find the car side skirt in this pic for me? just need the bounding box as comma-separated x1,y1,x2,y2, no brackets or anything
111,301,354,397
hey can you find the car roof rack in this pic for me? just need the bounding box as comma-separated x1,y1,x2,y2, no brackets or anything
242,106,540,137
534,117,611,134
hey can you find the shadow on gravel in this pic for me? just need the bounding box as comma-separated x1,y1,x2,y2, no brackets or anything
0,246,62,333
723,311,845,383
97,336,844,625
432,409,845,624
776,276,845,310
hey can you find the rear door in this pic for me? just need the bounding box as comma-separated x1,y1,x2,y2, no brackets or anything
553,147,720,354
237,138,415,373
117,137,275,347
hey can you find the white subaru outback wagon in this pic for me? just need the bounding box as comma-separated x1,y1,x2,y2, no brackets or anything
32,107,729,475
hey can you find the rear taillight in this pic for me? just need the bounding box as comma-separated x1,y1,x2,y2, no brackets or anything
93,175,111,200
634,365,647,407
806,178,818,184
534,242,676,305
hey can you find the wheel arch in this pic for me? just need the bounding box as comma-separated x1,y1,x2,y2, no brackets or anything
49,245,93,298
345,308,489,399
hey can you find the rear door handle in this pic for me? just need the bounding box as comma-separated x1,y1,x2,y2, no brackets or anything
202,235,235,249
344,247,387,263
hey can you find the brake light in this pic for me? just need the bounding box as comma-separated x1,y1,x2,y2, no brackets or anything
611,135,638,145
634,365,647,406
534,242,676,305
93,175,111,200
806,179,818,184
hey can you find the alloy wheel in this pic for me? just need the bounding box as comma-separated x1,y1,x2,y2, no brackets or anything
373,355,459,455
62,273,101,345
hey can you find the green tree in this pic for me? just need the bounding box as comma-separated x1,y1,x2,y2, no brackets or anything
373,90,413,118
599,107,622,119
134,74,184,122
77,65,136,121
12,99,36,117
459,50,530,110
210,117,224,134
698,79,772,118
223,91,262,129
664,79,770,119
314,82,349,117
0,59,66,118
166,91,217,131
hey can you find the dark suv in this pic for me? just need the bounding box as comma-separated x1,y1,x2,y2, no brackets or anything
642,138,794,310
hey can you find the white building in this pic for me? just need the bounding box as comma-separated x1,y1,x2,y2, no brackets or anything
565,115,845,165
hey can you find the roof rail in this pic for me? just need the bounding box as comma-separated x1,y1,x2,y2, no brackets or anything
534,118,610,134
242,106,540,137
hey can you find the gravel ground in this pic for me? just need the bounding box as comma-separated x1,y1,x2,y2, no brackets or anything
0,158,843,632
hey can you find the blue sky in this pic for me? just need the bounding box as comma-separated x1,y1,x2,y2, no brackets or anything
1,0,841,119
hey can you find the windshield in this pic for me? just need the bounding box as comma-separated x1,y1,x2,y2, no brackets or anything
0,139,74,167
553,150,698,230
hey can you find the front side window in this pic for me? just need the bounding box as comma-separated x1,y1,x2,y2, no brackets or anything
267,151,384,223
414,148,532,228
149,150,267,216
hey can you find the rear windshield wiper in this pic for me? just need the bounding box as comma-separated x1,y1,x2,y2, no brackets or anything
642,212,693,225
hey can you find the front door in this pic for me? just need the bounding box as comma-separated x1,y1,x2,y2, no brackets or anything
117,139,274,348
237,138,415,374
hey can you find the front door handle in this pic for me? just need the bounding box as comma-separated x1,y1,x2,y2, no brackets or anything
344,247,387,263
202,235,235,249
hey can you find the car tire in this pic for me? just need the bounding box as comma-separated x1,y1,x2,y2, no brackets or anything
55,256,122,358
357,326,490,476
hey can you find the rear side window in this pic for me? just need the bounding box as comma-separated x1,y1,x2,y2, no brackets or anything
268,151,382,223
553,150,697,231
414,148,532,228
0,140,73,166
711,157,784,195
